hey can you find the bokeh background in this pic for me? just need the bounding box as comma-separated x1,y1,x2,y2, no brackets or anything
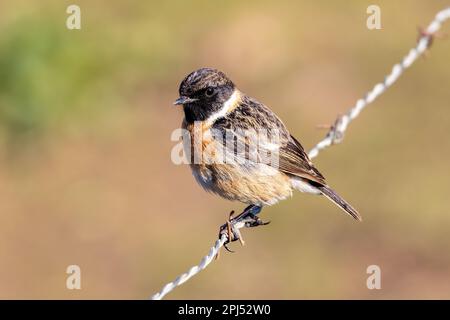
0,0,449,299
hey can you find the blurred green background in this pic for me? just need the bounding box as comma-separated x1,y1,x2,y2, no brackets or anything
0,0,449,299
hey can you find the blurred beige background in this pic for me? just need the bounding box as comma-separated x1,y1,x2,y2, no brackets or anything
0,0,449,299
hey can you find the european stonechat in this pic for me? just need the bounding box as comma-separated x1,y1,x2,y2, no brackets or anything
174,68,361,245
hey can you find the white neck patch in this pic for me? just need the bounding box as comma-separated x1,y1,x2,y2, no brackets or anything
205,90,240,126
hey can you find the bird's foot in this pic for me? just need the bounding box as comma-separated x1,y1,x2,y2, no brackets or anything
217,205,270,255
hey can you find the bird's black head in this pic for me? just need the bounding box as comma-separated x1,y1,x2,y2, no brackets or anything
174,68,235,123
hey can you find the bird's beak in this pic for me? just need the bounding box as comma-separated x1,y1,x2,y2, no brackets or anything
173,96,198,106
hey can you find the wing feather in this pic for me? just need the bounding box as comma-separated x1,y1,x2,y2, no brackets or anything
278,135,326,184
212,96,326,185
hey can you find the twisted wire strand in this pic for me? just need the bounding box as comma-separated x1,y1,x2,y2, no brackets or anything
151,7,450,300
308,7,450,159
151,235,228,300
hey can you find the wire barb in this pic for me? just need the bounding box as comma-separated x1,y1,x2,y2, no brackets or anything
308,7,450,160
151,7,450,300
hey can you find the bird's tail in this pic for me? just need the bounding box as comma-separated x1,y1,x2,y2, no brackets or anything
315,184,362,221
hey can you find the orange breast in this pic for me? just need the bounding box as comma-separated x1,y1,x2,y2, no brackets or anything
183,120,220,165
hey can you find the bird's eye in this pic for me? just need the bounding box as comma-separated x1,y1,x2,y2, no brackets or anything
205,87,215,97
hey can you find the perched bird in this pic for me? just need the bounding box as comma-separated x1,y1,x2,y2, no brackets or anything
174,68,361,246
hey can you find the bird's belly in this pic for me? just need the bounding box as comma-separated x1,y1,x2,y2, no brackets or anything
183,120,292,206
190,163,293,206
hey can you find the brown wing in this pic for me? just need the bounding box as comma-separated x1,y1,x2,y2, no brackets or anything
211,95,326,185
278,135,326,185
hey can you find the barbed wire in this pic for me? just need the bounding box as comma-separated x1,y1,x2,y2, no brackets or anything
308,7,450,160
151,7,450,300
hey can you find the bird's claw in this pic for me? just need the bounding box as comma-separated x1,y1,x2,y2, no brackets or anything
218,212,244,250
244,217,271,228
217,208,270,254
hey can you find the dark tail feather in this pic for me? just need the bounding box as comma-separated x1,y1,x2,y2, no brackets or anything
315,184,362,221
